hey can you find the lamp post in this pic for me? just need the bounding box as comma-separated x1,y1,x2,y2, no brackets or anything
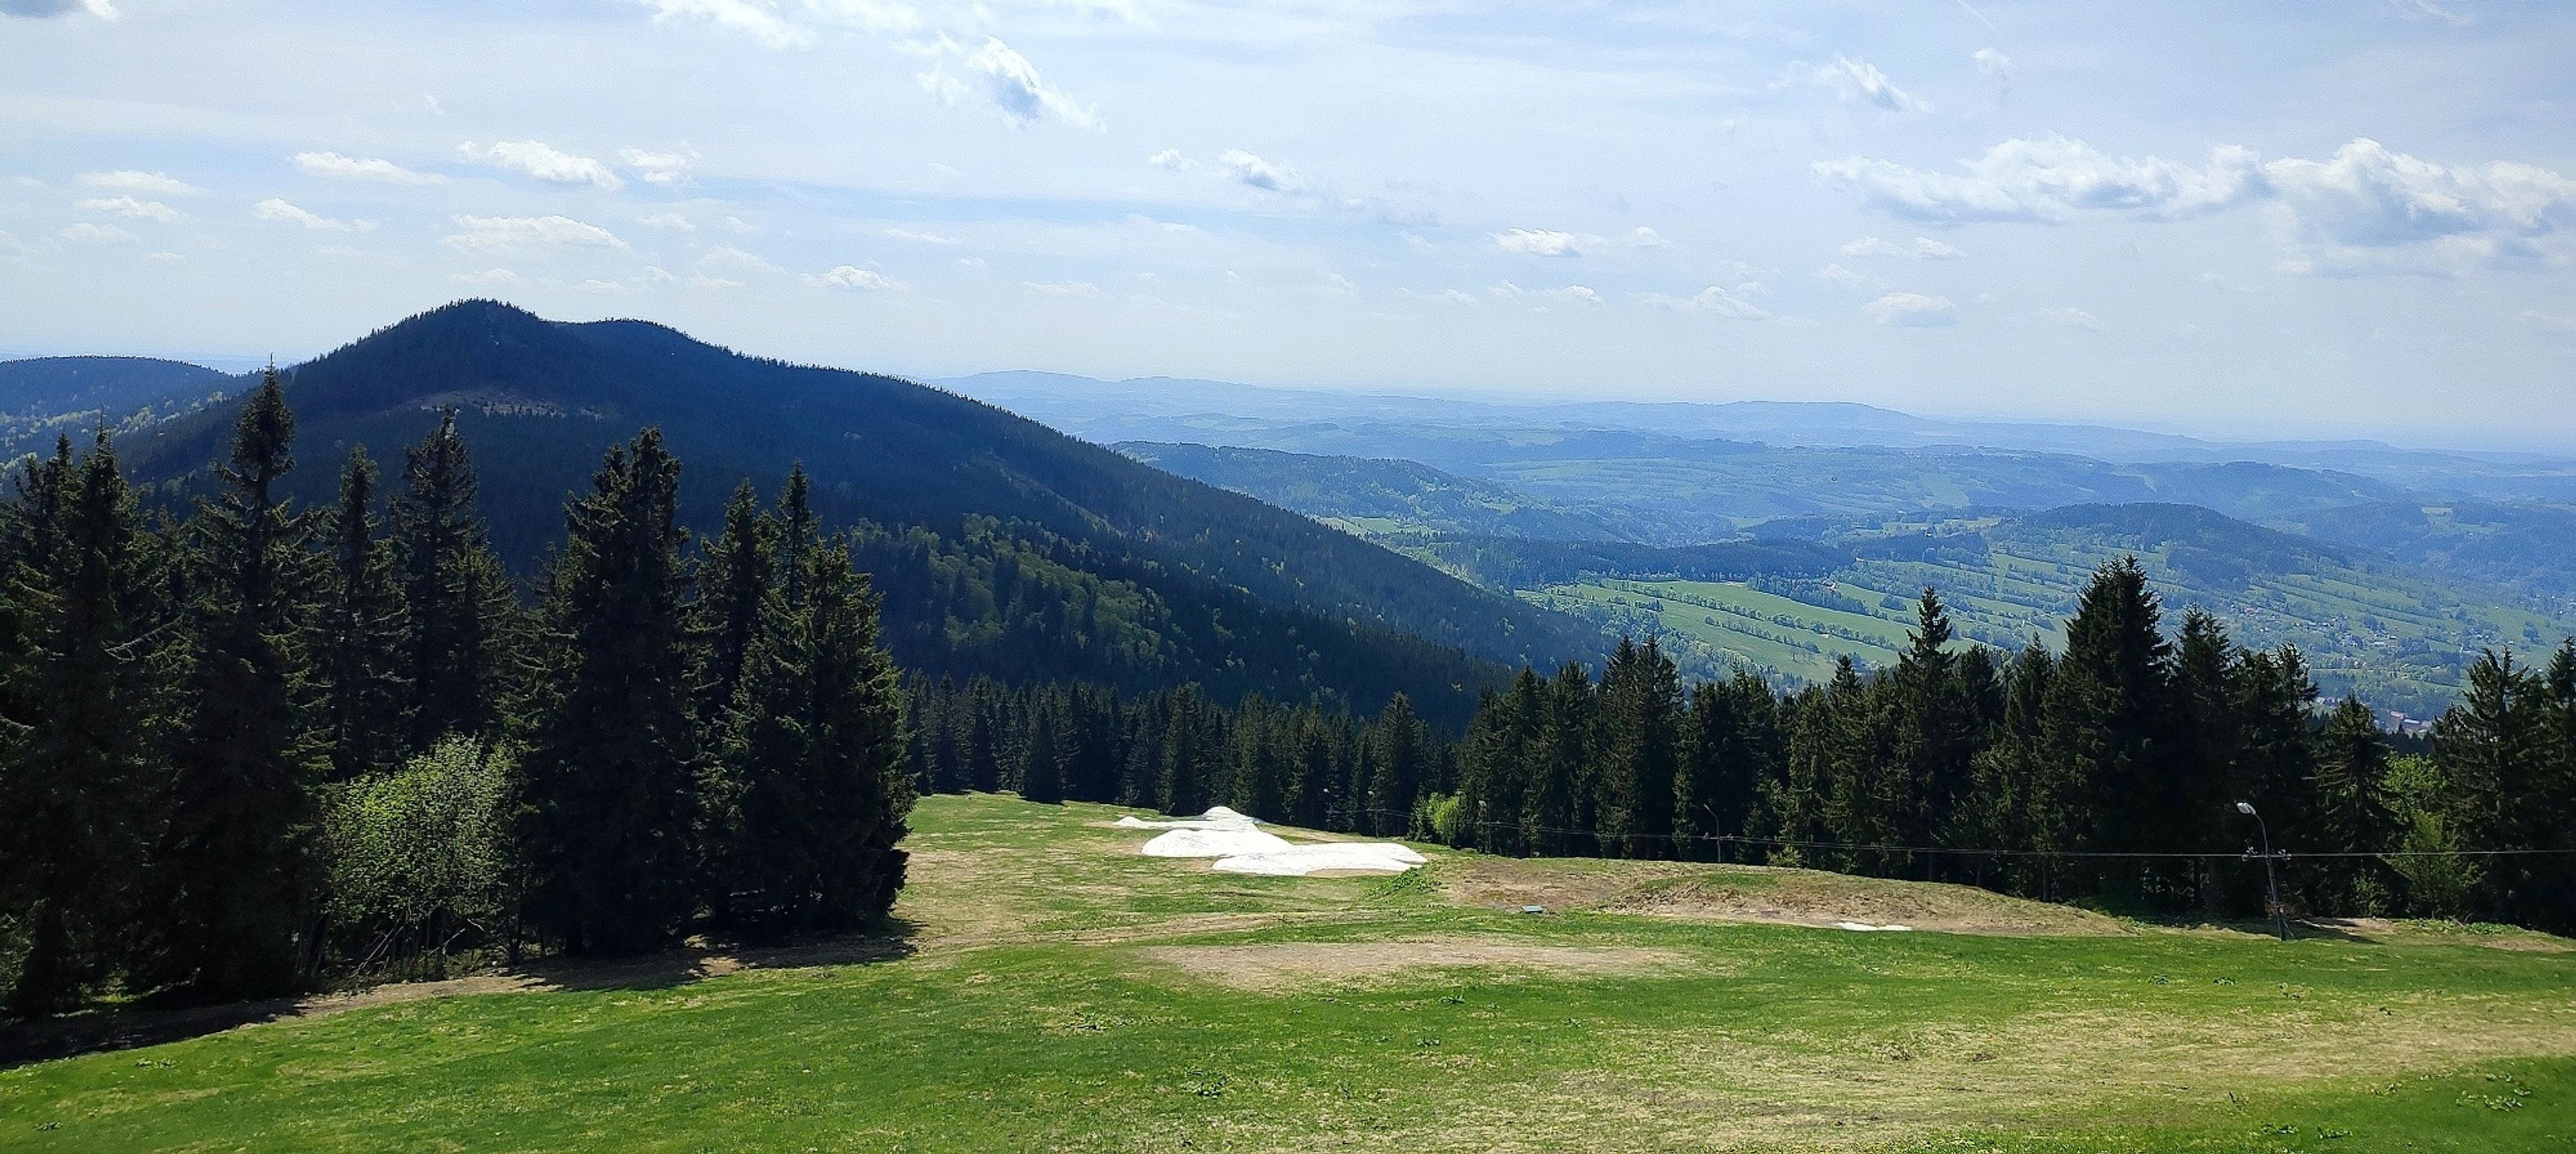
2235,801,2289,942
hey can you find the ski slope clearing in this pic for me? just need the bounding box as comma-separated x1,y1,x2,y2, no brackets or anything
5,793,2573,1152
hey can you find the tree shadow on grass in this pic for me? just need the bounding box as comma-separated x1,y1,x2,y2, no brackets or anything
0,919,918,1069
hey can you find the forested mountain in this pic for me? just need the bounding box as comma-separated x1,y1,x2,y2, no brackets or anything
1117,441,1652,541
0,356,234,457
86,301,1589,722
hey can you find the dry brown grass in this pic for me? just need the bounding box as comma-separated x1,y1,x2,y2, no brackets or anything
1140,937,1690,990
1448,855,2130,937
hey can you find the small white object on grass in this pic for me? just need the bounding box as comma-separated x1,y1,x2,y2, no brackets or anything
1208,843,1428,876
1120,806,1425,876
1833,921,1913,932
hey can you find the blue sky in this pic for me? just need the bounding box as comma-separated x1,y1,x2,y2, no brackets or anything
2,0,2572,446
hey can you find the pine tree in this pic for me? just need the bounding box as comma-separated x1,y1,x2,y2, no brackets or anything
1,431,170,1016
1018,695,1065,804
1365,693,1425,836
157,373,325,1000
2313,695,2398,912
392,412,509,747
1596,636,1681,859
697,480,775,721
719,536,912,934
315,448,404,780
518,430,706,954
1158,684,1220,816
2045,558,2171,884
2431,649,2551,926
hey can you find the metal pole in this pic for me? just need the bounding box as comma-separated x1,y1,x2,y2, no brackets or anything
2254,812,2288,942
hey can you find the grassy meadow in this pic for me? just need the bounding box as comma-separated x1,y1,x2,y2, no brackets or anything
3,792,2573,1151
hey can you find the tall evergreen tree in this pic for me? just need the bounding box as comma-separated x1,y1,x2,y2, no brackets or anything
2045,558,2171,885
518,430,706,954
315,448,404,780
719,537,912,933
157,373,325,1000
1365,692,1426,836
1596,636,1681,859
2312,695,2398,912
392,412,509,747
0,432,170,1016
696,480,776,721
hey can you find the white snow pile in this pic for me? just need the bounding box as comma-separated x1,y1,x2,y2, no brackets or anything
1833,921,1913,932
1123,806,1425,876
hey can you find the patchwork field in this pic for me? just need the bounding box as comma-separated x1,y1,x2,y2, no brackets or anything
4,793,2573,1151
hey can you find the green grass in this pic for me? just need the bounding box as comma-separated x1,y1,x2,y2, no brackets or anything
4,794,2574,1151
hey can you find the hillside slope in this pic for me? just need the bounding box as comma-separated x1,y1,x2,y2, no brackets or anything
0,356,235,456
115,301,1597,719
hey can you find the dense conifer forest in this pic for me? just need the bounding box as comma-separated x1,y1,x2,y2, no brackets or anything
918,574,2576,937
0,377,912,1016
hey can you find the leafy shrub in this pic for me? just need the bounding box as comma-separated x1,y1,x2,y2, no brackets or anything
320,738,516,980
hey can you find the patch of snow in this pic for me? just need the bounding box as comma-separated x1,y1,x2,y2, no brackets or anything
1210,843,1427,876
1142,826,1295,858
1114,805,1261,831
1833,921,1913,932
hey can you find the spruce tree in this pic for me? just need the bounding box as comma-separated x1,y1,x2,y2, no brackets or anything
697,480,776,721
2313,695,2398,912
2045,558,2171,882
0,432,170,1016
1018,696,1065,804
518,430,706,954
158,374,325,1000
315,448,405,780
719,536,912,934
392,412,509,747
1365,693,1425,836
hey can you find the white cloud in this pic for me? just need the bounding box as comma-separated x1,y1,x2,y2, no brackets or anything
294,152,443,184
1840,235,1964,260
1145,148,1190,170
2038,306,2104,329
1493,228,1601,258
1820,136,2576,272
638,0,918,50
1864,292,1957,326
1023,279,1103,297
1785,54,1931,115
698,244,777,272
143,250,182,265
1216,149,1307,195
1488,281,1604,308
1627,226,1671,249
77,195,181,222
256,197,351,230
2262,138,2576,272
441,213,626,251
720,215,760,234
1817,136,2263,223
638,212,696,231
1403,232,1435,252
76,170,198,196
59,222,137,244
887,227,960,244
1638,284,1774,320
2521,309,2576,333
3,1,117,20
918,37,1100,130
453,267,523,286
620,146,696,186
1974,46,2010,90
460,140,625,189
1813,262,1872,288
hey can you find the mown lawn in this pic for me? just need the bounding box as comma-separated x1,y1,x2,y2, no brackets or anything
3,793,2572,1151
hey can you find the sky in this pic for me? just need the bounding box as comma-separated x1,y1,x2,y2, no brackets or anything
2,0,2573,448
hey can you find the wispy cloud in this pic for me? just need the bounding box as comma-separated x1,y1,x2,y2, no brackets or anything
460,140,626,189
58,221,137,243
1864,292,1958,326
918,36,1099,130
1841,235,1964,260
256,198,352,229
78,195,181,222
1784,54,1931,115
77,170,199,196
441,213,626,251
1493,228,1601,258
3,0,118,21
294,152,443,184
620,146,696,186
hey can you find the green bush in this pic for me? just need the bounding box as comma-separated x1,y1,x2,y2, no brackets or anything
320,738,515,980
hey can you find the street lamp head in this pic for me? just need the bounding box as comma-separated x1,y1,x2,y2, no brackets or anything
2235,801,2257,815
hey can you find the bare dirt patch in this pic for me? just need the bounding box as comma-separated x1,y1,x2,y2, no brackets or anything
1450,857,2127,937
1142,938,1688,990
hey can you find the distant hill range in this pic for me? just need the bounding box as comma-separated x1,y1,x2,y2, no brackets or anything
0,356,235,457
5,303,1603,723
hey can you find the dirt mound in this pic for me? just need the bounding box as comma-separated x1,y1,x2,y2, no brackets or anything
1451,858,2128,937
1142,938,1686,989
